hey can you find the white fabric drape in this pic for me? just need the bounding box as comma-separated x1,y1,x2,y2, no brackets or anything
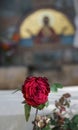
0,87,78,130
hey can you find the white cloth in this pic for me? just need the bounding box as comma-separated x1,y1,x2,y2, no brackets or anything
0,87,78,130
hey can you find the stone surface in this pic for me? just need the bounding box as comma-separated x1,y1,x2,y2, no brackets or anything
32,65,78,86
0,64,78,89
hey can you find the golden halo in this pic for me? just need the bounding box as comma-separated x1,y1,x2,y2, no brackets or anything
37,11,55,26
20,9,75,38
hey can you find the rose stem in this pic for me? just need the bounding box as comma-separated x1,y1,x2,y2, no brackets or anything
32,109,38,130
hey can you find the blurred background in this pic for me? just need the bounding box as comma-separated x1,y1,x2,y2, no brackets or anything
0,0,78,89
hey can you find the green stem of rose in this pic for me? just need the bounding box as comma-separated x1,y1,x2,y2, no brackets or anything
32,108,38,130
35,109,38,119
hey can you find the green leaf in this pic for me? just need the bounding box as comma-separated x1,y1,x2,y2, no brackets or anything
63,124,69,130
50,119,56,125
63,118,71,130
64,118,70,124
12,88,21,94
72,115,78,124
37,101,49,110
42,124,51,130
52,126,60,130
50,83,63,92
70,122,78,130
22,100,26,104
24,104,31,121
45,101,49,107
37,104,45,110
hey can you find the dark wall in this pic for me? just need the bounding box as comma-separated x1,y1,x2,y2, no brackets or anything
0,0,75,35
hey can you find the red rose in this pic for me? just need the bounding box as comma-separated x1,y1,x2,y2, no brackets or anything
22,76,50,107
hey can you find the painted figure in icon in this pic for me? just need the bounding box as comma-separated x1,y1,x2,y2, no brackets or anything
35,16,59,43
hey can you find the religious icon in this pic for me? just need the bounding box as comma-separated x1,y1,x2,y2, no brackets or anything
35,16,59,43
20,9,75,45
